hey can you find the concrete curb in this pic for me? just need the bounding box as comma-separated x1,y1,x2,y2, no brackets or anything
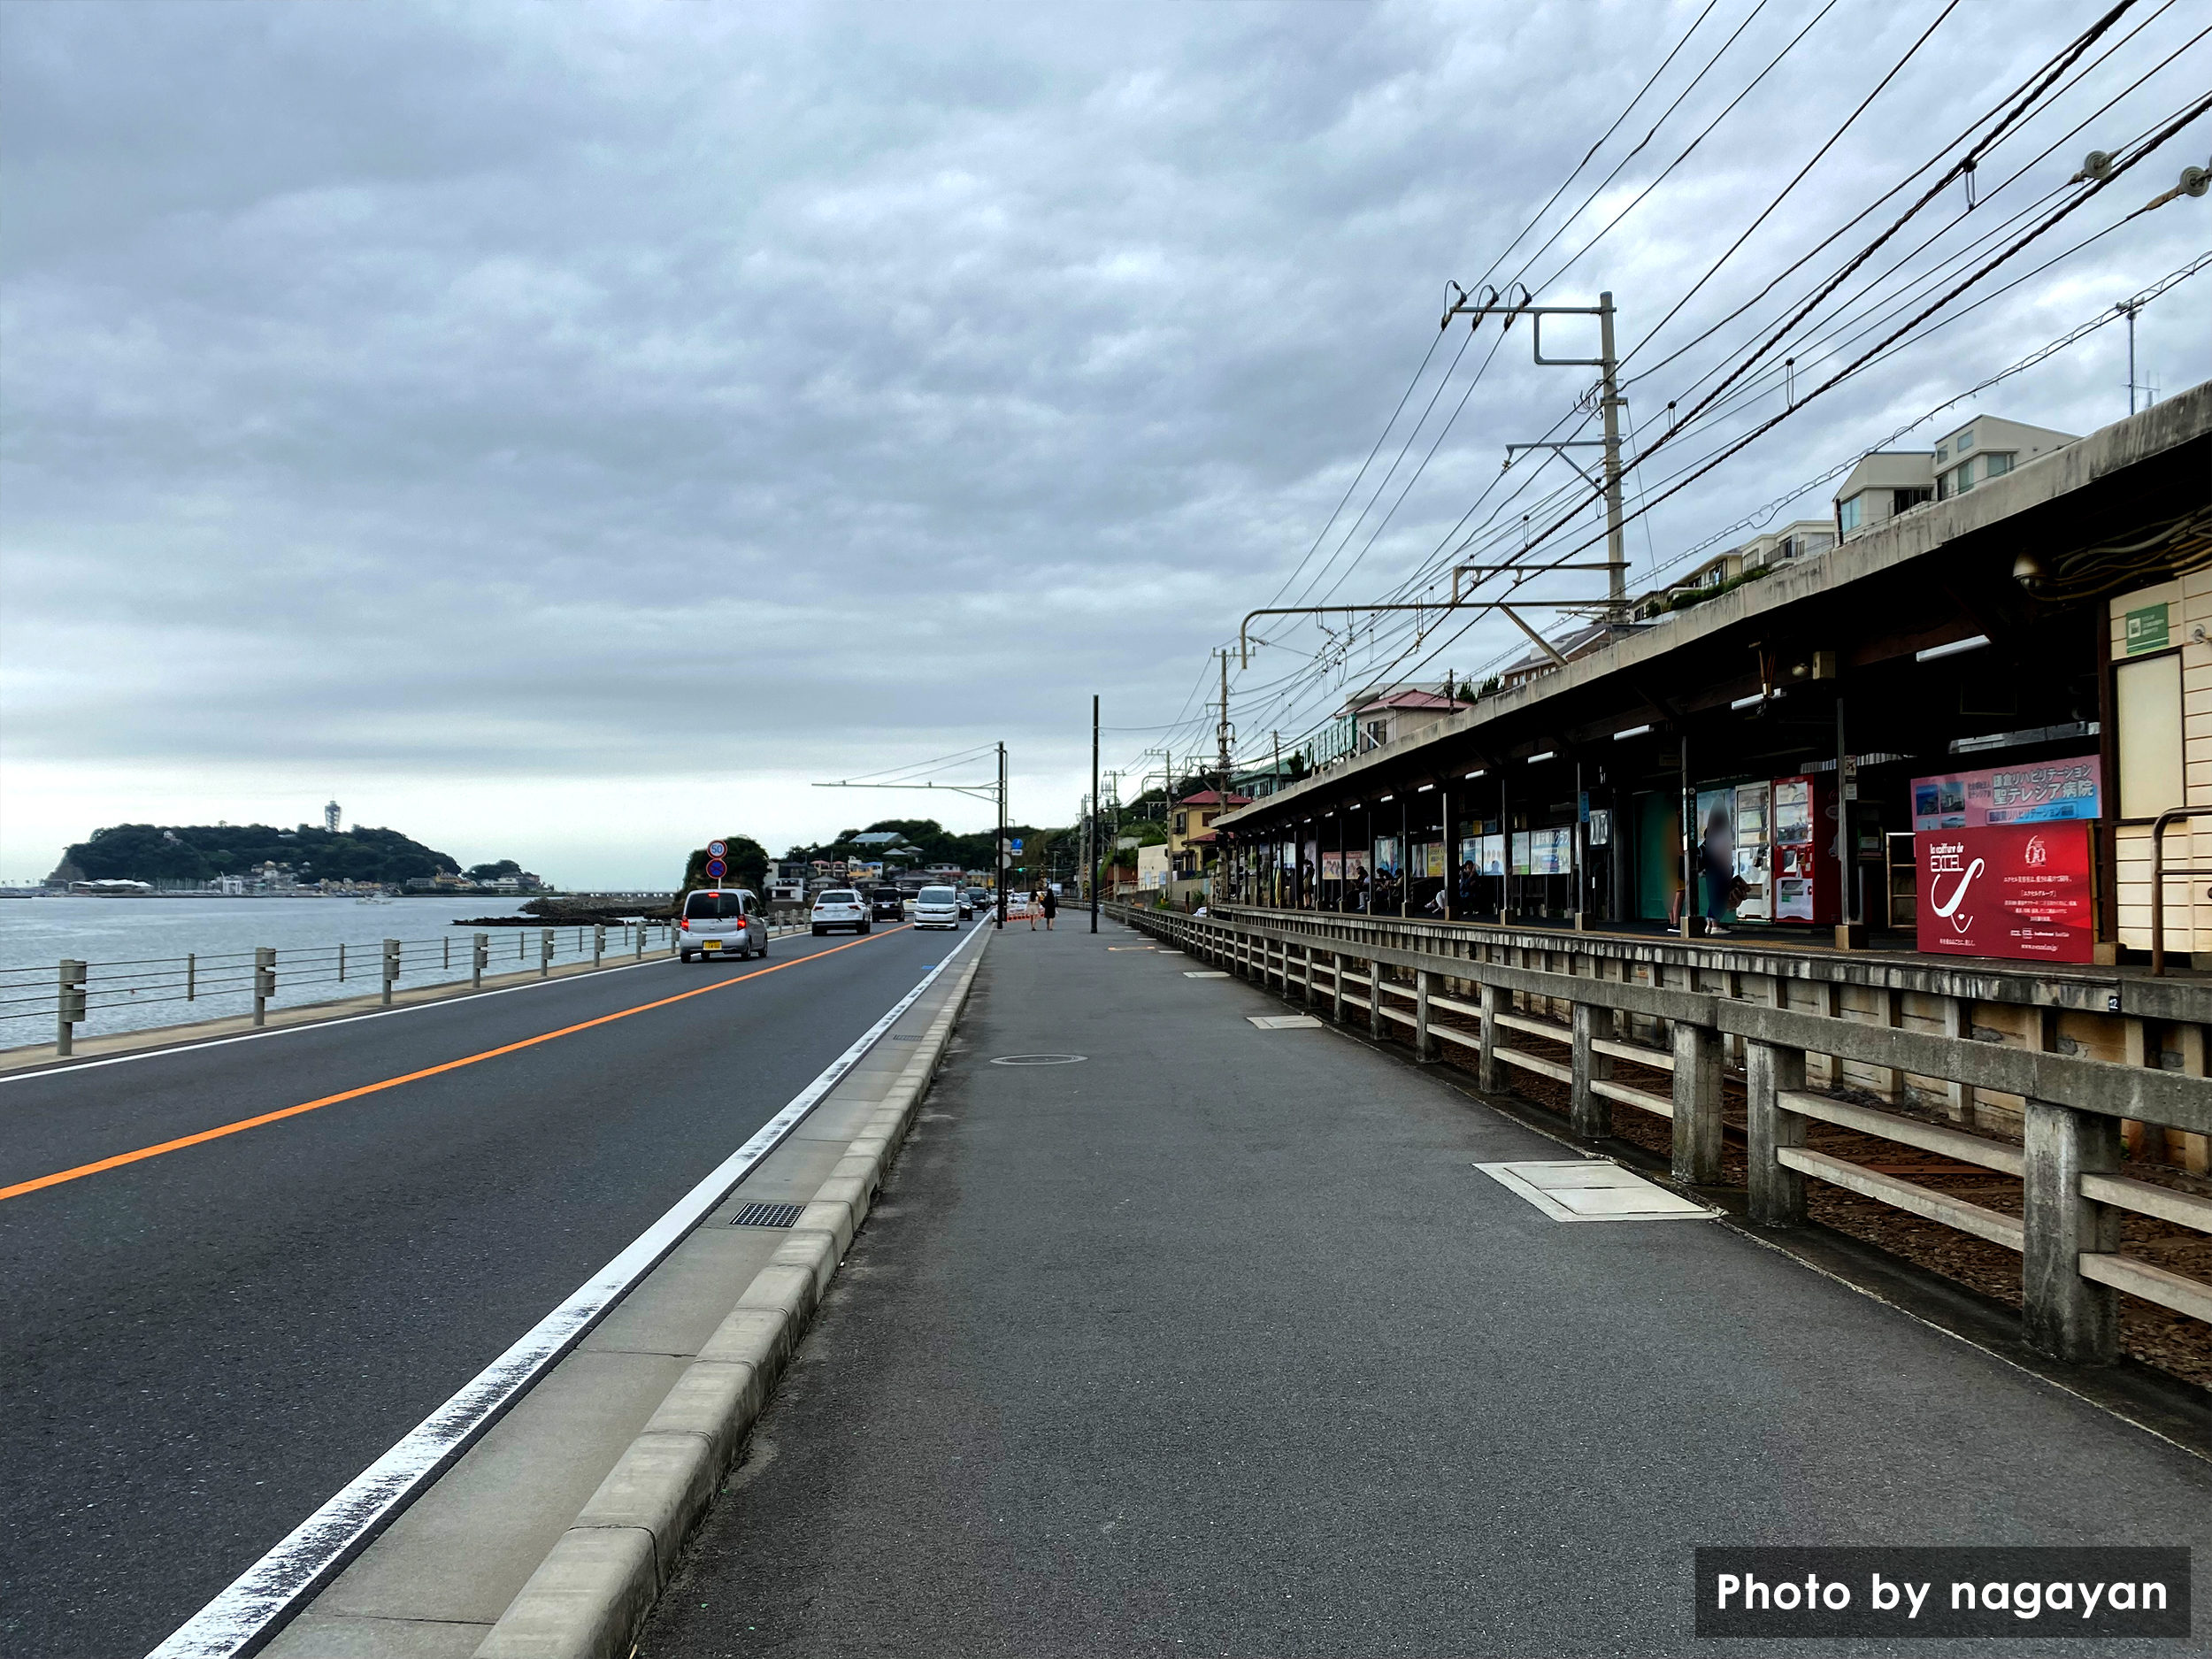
472,936,989,1659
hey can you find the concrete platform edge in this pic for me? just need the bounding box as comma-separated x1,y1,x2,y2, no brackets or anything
470,933,990,1659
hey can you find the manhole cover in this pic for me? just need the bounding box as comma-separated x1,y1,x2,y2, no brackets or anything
729,1202,807,1228
989,1054,1088,1066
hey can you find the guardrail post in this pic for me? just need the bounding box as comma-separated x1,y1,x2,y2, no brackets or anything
253,948,275,1027
472,932,488,989
593,923,605,970
337,941,346,984
1745,1040,1807,1225
57,958,85,1056
1478,981,1501,1092
634,921,646,961
1671,1018,1723,1185
1415,969,1437,1062
2023,1099,2122,1363
1571,1002,1610,1141
380,938,400,1006
184,950,196,1002
1330,950,1345,1024
540,927,553,977
1368,957,1386,1041
1302,943,1317,1010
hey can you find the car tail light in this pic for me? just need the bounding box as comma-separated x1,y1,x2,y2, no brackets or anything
680,918,690,932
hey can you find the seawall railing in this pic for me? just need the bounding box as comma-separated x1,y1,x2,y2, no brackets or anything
2,918,810,1056
1108,901,2210,1368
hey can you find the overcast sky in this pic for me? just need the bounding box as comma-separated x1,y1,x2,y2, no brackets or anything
4,1,2206,885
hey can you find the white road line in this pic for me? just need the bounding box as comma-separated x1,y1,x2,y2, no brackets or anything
0,926,833,1085
145,918,988,1659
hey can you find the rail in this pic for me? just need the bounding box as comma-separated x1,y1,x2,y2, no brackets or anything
2,917,812,1056
2149,806,2212,977
1106,901,2210,1367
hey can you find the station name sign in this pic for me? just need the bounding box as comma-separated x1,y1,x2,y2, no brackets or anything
1916,822,2093,964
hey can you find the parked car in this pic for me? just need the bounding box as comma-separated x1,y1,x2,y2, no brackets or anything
811,889,871,935
869,885,906,922
678,888,767,962
912,885,961,930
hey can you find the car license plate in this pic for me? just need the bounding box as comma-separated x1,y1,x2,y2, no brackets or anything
703,940,722,951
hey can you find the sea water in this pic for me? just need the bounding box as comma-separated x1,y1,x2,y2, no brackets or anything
0,895,571,1047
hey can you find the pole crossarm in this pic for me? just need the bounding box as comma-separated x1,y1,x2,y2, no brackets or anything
813,780,1000,804
1237,599,1594,668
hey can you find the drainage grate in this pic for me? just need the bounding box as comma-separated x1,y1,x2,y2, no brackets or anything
729,1202,808,1228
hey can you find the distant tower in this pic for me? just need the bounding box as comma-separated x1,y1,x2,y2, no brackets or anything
325,799,342,833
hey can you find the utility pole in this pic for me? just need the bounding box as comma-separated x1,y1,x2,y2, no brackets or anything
1091,694,1101,933
1217,649,1233,905
1440,284,1630,618
2121,298,2139,415
996,741,1007,930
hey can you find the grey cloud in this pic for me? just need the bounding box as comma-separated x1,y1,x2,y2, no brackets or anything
3,0,2207,872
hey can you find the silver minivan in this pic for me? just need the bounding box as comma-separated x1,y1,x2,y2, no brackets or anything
677,888,767,963
911,884,962,930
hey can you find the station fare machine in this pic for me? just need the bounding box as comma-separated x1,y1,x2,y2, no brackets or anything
1770,773,1843,925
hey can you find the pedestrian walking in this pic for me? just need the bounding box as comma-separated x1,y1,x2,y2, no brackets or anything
1041,885,1057,930
1028,886,1041,930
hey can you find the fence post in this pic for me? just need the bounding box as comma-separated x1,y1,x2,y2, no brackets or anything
1415,969,1438,1062
1571,1002,1611,1141
186,951,196,1002
380,939,400,1006
338,941,346,983
1303,943,1317,1010
1478,980,1501,1093
1330,950,1345,1024
635,921,646,961
1368,957,1386,1041
253,948,274,1027
2022,1099,2122,1363
540,928,553,977
1671,1018,1724,1185
594,924,605,970
57,959,86,1056
1745,1040,1807,1225
472,932,488,990
443,935,451,972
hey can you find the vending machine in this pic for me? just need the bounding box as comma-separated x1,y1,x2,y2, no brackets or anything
1732,780,1772,922
1770,773,1841,924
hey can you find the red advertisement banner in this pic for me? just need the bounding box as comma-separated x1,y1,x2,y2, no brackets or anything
1915,823,2094,964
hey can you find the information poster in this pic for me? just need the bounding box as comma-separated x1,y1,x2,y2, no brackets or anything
1321,851,1343,881
1373,836,1400,878
1916,822,2093,963
1510,827,1572,876
1424,841,1446,879
1460,834,1504,876
1911,756,2101,830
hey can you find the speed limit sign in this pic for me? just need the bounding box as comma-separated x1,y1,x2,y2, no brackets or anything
708,839,727,858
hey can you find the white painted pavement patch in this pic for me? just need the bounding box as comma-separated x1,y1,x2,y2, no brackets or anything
1476,1160,1717,1223
1247,1014,1324,1029
1184,970,1230,979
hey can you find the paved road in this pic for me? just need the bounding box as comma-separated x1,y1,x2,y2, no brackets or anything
644,920,2212,1659
0,922,957,1658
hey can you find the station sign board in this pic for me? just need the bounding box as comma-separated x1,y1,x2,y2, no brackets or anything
1915,822,2093,964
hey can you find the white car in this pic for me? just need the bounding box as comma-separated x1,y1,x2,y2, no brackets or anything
810,888,871,935
911,885,961,930
678,888,767,962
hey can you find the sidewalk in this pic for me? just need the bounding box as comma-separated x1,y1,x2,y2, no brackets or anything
640,919,2210,1658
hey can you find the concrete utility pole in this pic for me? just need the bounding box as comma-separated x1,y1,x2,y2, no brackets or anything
996,741,1007,931
1091,694,1101,933
1440,283,1630,618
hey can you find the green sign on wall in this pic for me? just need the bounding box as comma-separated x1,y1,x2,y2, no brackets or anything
2124,602,2170,654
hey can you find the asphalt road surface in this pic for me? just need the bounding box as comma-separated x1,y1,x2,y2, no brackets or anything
1,921,956,1658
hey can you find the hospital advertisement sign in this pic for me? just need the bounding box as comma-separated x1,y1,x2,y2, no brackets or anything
1915,823,2093,964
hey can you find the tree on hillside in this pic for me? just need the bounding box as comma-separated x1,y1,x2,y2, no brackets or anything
679,835,769,895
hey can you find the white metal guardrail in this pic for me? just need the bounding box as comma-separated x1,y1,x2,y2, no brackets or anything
2,918,818,1055
1109,902,2211,1367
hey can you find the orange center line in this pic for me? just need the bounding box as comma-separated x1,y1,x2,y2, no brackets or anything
0,926,912,1205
